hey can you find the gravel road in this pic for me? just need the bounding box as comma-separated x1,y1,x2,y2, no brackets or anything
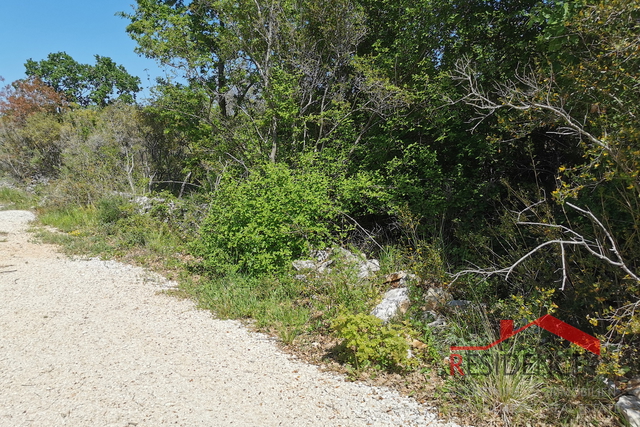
0,210,461,427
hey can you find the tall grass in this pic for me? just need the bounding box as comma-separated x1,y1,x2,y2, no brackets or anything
38,204,98,231
0,185,35,210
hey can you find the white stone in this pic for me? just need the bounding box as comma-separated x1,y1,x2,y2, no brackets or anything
335,247,358,263
311,250,330,262
357,259,380,279
371,287,410,323
617,395,640,427
317,260,334,273
292,260,316,271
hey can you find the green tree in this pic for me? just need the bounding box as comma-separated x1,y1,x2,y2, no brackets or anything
121,0,400,162
25,52,142,106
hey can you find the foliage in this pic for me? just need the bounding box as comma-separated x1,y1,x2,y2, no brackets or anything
25,52,141,106
0,77,68,123
193,162,340,276
5,0,639,423
331,313,413,371
0,111,63,180
97,195,129,225
0,77,68,180
447,0,640,378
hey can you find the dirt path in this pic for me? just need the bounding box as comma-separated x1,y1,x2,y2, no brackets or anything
0,210,460,427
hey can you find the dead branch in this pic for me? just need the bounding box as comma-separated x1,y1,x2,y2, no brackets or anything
451,201,640,291
449,58,611,153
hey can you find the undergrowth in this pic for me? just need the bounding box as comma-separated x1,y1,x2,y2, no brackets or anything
0,184,36,210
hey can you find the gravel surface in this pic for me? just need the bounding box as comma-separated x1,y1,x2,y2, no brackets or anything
0,210,462,427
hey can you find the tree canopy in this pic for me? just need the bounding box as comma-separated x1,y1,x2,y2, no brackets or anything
0,76,68,123
24,52,142,107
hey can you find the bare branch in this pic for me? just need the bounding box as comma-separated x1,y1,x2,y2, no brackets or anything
450,201,640,290
449,58,611,152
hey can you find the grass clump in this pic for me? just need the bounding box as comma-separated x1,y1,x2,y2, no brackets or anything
0,184,36,210
39,204,98,232
456,350,544,426
34,193,191,268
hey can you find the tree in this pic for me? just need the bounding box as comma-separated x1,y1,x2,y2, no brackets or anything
121,0,398,173
0,76,67,123
25,52,142,106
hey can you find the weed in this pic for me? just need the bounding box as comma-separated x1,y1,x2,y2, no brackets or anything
331,313,414,371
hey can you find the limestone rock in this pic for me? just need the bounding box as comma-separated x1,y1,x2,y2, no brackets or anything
384,271,407,284
335,247,359,263
421,310,446,328
423,287,451,311
292,260,316,271
311,250,330,262
316,260,332,273
383,271,418,287
625,377,640,398
371,287,410,323
447,300,472,308
357,259,380,279
616,395,640,427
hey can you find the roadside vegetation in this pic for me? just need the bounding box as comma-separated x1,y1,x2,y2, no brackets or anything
2,1,638,425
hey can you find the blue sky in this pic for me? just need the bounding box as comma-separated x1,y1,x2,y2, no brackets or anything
0,1,166,100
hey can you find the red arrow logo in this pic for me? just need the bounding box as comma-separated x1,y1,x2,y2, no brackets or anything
450,314,600,355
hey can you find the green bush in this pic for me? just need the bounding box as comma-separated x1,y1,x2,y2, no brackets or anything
193,162,339,276
331,313,412,371
97,196,128,225
0,112,62,180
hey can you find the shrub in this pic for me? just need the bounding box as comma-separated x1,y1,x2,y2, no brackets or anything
0,112,62,180
331,313,412,371
193,162,339,276
97,196,128,225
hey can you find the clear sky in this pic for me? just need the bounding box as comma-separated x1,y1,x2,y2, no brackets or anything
0,1,166,101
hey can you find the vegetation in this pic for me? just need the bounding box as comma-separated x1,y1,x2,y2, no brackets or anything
1,0,638,425
25,52,142,106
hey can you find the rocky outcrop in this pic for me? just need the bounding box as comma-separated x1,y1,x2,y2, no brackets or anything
292,250,334,274
616,377,640,427
292,260,316,271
